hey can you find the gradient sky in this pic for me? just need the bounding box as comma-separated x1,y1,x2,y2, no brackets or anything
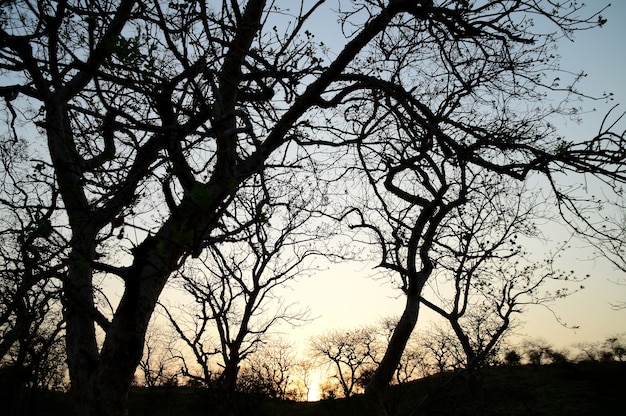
279,1,626,352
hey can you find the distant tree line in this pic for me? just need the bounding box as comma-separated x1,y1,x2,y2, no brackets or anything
130,318,626,402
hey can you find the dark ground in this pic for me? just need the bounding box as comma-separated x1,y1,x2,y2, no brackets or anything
4,361,625,416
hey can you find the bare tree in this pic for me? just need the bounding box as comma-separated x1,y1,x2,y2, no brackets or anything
393,340,431,384
420,325,463,375
575,335,626,363
239,337,302,401
318,2,623,412
295,358,315,401
374,317,431,384
0,134,67,415
0,2,357,413
310,326,380,398
160,303,220,389
163,175,326,394
137,323,181,388
416,178,584,409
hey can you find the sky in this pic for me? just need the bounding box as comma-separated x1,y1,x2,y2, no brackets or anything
276,1,626,353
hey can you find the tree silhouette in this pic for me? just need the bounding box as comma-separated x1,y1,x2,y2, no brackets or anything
239,337,302,400
0,135,67,413
163,174,324,394
317,2,624,413
504,350,522,366
310,326,380,398
415,178,584,413
136,323,181,388
1,2,358,413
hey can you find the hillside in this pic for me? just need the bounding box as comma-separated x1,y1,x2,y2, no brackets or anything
266,361,626,416
8,361,626,416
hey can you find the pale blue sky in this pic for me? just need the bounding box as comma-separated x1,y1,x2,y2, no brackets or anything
281,1,626,351
519,1,626,347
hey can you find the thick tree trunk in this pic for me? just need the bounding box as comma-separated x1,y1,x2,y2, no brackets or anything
69,266,171,415
467,370,485,416
217,361,240,416
64,242,100,416
220,360,240,394
66,216,188,416
365,293,421,416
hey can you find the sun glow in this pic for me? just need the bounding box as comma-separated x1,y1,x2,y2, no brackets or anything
307,374,322,401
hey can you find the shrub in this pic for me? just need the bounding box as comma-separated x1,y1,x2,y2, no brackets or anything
504,350,521,366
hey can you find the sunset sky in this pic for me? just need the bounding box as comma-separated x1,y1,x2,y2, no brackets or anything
277,1,626,352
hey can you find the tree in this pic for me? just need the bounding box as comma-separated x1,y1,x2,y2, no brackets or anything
136,323,181,388
577,334,626,362
0,133,67,414
0,306,66,416
0,191,67,391
163,175,326,394
393,340,431,384
310,326,380,398
415,178,584,413
503,350,522,366
312,2,623,414
1,2,624,416
420,325,463,374
0,1,372,414
295,357,316,401
522,338,568,365
239,337,303,401
375,317,430,384
602,335,626,362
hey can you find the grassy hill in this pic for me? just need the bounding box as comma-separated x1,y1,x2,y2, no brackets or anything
7,361,626,416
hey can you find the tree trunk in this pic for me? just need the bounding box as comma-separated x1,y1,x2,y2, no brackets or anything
466,370,485,416
66,220,186,416
217,361,240,416
64,245,100,416
220,359,240,394
366,293,421,416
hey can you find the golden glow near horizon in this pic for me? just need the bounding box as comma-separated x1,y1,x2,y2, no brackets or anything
307,374,322,402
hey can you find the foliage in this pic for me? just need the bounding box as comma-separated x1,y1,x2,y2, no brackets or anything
504,350,522,366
